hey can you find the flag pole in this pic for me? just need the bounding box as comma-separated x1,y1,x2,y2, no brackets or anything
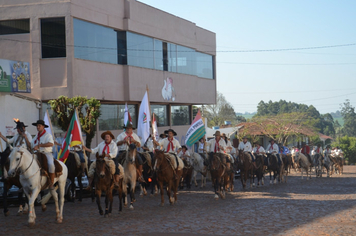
146,84,153,138
46,110,55,139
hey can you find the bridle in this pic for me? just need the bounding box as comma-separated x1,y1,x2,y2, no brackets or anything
13,150,38,178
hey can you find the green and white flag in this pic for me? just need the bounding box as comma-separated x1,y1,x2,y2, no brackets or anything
185,110,205,147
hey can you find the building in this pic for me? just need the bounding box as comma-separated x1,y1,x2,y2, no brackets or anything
0,0,216,147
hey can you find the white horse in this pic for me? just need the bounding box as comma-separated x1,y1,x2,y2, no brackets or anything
293,151,312,180
323,154,332,177
190,152,207,188
122,144,137,209
8,147,68,226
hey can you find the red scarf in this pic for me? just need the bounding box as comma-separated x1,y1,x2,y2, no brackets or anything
256,147,260,154
214,138,220,152
125,132,134,144
166,138,174,152
317,148,320,154
103,141,110,155
270,144,274,150
34,130,46,144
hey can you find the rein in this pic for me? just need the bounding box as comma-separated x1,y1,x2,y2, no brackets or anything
155,155,172,172
14,151,40,180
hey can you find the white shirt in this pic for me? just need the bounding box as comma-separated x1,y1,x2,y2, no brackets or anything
266,143,279,154
225,140,233,154
178,150,190,158
8,131,32,149
207,138,226,153
158,137,181,153
324,148,331,156
31,131,54,153
198,142,206,154
238,141,252,152
144,138,154,152
252,146,266,154
91,140,118,159
116,132,141,151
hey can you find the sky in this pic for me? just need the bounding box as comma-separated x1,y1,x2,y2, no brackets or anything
139,0,356,114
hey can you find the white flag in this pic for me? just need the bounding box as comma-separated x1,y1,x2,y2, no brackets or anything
124,103,132,128
152,113,159,141
44,110,54,138
137,91,151,144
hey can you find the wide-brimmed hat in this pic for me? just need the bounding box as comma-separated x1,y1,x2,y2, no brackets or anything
14,120,28,130
213,131,221,136
164,129,177,136
253,142,260,146
32,120,48,128
159,133,166,139
269,139,275,142
123,123,136,130
101,131,115,140
181,145,188,150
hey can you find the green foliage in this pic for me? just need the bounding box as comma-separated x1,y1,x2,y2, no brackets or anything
340,99,356,137
333,136,356,164
48,96,101,148
204,92,237,127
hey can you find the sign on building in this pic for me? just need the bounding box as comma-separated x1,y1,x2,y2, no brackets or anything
0,59,31,93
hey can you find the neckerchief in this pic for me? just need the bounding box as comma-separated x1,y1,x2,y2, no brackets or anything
34,130,46,145
166,138,174,153
125,132,134,144
214,138,220,152
103,141,110,155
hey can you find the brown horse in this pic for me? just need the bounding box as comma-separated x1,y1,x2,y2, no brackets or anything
238,151,254,189
253,153,265,187
224,156,235,192
94,153,115,217
65,152,85,202
210,153,227,199
266,153,285,184
154,150,183,206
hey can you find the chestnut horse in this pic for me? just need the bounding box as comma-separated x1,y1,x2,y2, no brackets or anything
94,153,115,217
210,153,227,199
238,151,254,189
154,150,183,206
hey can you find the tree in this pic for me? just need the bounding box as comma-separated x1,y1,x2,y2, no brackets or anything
340,99,356,137
48,96,101,149
333,136,356,164
204,92,236,127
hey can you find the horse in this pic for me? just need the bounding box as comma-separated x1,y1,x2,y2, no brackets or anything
1,146,28,216
238,151,254,189
253,153,265,187
191,152,208,188
154,150,183,206
65,152,86,202
293,151,312,179
281,154,291,183
121,144,137,209
323,154,333,177
223,154,235,192
8,147,68,226
266,153,284,184
210,153,227,199
138,151,153,197
313,153,323,177
179,157,193,190
93,153,115,217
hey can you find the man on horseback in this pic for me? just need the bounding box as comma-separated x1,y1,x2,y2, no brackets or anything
177,145,191,163
116,123,144,182
222,133,235,165
266,139,282,166
154,129,181,153
207,131,228,169
301,142,311,163
31,120,55,189
238,136,256,169
84,131,119,189
0,119,32,180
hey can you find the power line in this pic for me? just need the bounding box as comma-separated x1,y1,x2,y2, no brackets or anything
223,88,356,95
217,61,356,66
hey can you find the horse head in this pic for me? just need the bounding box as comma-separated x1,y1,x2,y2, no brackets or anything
95,153,106,179
126,143,137,164
210,153,222,171
153,149,165,171
8,147,27,177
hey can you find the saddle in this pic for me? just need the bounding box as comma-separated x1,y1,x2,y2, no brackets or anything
165,153,184,171
36,153,63,178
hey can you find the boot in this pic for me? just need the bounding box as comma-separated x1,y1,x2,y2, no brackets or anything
226,162,231,171
85,177,93,191
49,173,55,189
81,163,86,177
137,165,145,183
113,174,120,188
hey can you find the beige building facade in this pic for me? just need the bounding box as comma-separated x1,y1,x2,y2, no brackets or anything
0,0,216,147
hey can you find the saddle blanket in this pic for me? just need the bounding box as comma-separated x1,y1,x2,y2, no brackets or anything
165,153,184,171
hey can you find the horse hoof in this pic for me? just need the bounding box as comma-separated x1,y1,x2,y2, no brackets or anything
104,214,108,218
129,205,134,210
214,194,219,200
41,205,47,212
57,219,63,224
5,210,10,217
160,203,164,207
99,211,104,215
28,221,35,227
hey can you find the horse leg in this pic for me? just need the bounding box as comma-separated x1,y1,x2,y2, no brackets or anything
49,183,61,222
104,192,109,217
17,190,25,215
159,181,164,206
3,183,9,216
26,188,40,227
96,189,103,215
269,171,272,184
71,177,76,202
118,182,123,212
167,180,174,205
78,176,83,202
129,185,135,209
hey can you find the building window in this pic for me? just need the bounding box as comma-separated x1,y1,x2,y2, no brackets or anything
0,19,30,35
196,52,214,79
117,31,127,65
41,17,66,58
167,43,177,72
73,18,117,64
154,39,163,70
127,32,154,69
171,105,190,126
177,45,196,76
151,105,168,127
99,104,137,131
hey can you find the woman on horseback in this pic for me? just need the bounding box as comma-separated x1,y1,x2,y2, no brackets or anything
84,131,119,189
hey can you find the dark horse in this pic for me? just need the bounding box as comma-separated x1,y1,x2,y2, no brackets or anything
1,146,28,216
210,153,227,199
154,150,183,206
253,153,265,187
266,153,284,184
238,151,254,189
179,158,193,190
65,152,85,202
94,153,116,217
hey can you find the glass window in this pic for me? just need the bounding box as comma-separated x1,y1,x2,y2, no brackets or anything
117,31,127,65
151,105,168,127
41,17,66,58
0,19,30,35
154,39,163,70
127,32,154,69
99,104,137,131
171,105,190,126
177,45,196,76
73,18,117,64
168,43,177,73
196,52,214,79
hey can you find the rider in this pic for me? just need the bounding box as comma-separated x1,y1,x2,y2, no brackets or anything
154,129,181,153
315,143,323,157
84,131,119,189
116,123,144,183
0,119,32,180
31,120,55,189
198,137,207,154
238,136,256,168
301,142,311,162
206,131,227,168
177,145,190,160
252,142,266,167
222,133,234,165
266,139,282,166
324,145,332,157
